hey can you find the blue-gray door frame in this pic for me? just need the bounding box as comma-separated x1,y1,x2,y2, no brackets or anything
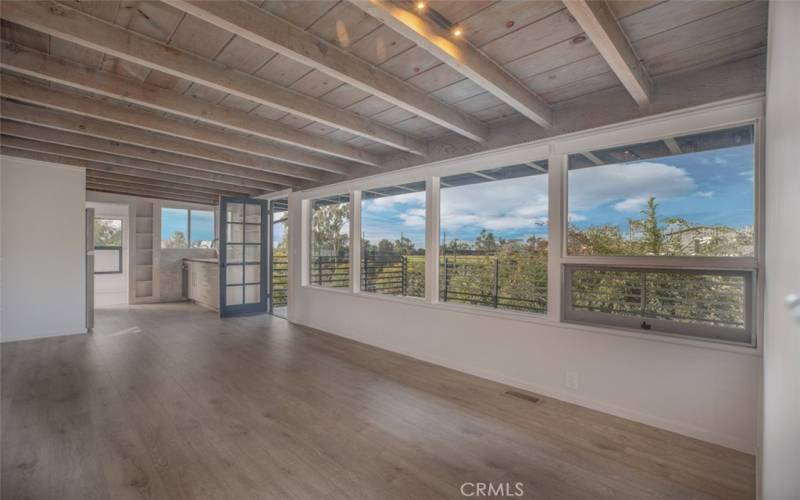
219,196,270,317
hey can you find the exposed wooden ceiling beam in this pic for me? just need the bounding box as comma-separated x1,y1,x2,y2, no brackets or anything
562,0,652,107
0,142,262,195
0,74,350,177
0,135,282,192
86,178,221,202
87,170,249,198
0,42,380,167
86,183,217,205
350,0,552,128
0,1,428,155
166,0,488,143
0,119,315,189
0,100,320,185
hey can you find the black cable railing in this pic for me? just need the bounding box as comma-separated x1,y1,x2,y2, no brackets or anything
361,253,425,297
310,256,351,288
310,253,549,313
271,254,289,307
440,256,548,313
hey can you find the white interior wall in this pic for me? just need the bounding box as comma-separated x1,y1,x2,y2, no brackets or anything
88,201,129,306
1,156,87,342
761,1,800,497
287,98,766,454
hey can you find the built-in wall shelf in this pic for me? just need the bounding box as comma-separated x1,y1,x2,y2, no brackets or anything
132,201,157,303
134,280,153,298
136,217,154,234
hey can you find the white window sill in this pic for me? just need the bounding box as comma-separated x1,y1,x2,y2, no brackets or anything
299,284,761,356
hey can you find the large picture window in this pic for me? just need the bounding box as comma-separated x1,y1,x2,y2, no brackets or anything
300,104,761,348
310,194,350,288
439,162,549,313
564,125,757,345
567,126,754,257
161,207,215,249
361,182,426,298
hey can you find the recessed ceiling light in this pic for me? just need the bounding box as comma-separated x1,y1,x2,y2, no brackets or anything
452,26,463,37
416,1,425,11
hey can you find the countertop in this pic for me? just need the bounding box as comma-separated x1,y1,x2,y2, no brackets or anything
183,257,219,264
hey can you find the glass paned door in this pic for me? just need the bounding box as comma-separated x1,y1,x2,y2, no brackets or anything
220,197,269,317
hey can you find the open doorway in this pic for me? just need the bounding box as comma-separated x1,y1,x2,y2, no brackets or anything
270,198,289,318
87,202,130,307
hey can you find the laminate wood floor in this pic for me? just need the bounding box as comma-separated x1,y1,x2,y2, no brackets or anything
1,303,756,500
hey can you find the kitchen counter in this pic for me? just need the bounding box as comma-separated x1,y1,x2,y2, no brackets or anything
183,257,219,264
184,258,219,312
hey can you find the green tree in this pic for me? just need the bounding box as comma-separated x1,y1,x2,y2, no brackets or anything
394,235,415,255
94,218,122,246
377,239,395,254
627,197,664,255
312,203,349,257
475,229,498,254
163,231,187,249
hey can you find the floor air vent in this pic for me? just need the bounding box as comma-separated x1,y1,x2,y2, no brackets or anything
505,390,542,404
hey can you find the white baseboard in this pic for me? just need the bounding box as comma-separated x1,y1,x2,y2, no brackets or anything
1,328,89,344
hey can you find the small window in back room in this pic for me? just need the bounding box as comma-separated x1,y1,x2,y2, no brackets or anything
161,207,215,249
94,218,123,274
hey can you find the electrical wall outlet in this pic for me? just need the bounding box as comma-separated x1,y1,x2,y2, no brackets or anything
565,371,579,390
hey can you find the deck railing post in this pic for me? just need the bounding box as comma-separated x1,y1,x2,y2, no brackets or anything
493,257,500,308
363,250,368,291
443,257,449,302
401,256,407,296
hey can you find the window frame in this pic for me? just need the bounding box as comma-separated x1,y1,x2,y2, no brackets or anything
160,206,216,249
562,265,756,346
297,97,763,351
557,119,761,347
360,180,428,300
306,193,353,290
94,217,124,275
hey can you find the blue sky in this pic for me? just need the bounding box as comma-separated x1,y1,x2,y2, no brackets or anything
359,145,754,248
568,145,754,232
161,208,214,242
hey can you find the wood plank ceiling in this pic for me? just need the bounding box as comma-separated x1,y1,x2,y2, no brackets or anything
0,0,768,204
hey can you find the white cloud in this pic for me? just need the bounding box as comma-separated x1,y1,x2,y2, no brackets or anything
440,174,549,233
613,196,650,212
362,161,697,237
398,208,425,227
694,191,715,198
568,213,587,222
569,161,696,213
364,191,425,212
